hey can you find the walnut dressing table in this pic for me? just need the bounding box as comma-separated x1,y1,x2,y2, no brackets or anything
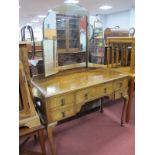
32,67,130,155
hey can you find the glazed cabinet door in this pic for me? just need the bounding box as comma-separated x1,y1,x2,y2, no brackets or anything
56,15,67,52
56,15,80,53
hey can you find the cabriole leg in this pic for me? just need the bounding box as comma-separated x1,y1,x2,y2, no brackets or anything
121,95,129,126
47,124,57,155
126,77,134,122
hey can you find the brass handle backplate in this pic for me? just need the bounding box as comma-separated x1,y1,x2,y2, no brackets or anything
120,92,123,97
84,93,88,99
120,82,123,87
61,98,65,106
61,112,65,118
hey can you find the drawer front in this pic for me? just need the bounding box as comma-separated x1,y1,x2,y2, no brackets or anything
89,85,103,98
114,88,128,100
76,85,103,104
76,88,90,104
46,93,74,109
114,78,128,90
102,82,113,95
47,106,75,122
76,83,115,104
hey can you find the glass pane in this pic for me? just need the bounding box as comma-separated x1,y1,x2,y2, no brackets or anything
57,40,66,48
69,30,78,40
69,17,79,29
57,30,66,39
56,15,66,49
69,40,79,48
56,16,66,30
69,17,79,48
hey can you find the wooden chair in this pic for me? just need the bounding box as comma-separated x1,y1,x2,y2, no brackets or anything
106,37,135,122
20,126,46,155
19,61,46,155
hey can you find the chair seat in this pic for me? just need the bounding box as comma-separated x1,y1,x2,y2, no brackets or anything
19,125,46,155
20,125,44,137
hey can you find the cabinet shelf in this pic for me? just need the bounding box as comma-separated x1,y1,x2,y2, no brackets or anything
57,28,66,31
58,51,85,54
57,38,65,40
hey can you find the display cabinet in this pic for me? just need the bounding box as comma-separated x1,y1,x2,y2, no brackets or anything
56,15,81,53
89,19,104,64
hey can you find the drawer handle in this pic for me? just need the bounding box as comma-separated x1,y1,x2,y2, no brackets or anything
104,88,107,93
120,82,123,87
84,93,88,99
61,112,66,118
61,98,65,106
120,92,123,97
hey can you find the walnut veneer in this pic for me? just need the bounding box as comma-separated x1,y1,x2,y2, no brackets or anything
32,67,130,155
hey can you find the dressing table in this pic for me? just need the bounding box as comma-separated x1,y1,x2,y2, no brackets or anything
20,4,132,155
32,66,130,155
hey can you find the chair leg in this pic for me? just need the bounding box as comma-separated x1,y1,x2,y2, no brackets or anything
126,77,134,122
19,136,31,148
121,95,129,126
38,129,46,155
34,135,37,141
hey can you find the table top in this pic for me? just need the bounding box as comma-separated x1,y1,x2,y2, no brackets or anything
106,37,135,42
110,66,135,78
32,67,130,98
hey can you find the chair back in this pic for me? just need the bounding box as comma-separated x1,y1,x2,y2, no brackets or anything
19,61,36,117
106,37,135,74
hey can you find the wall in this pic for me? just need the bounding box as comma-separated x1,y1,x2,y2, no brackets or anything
129,8,135,28
89,8,135,37
103,8,135,31
20,9,135,41
19,26,43,41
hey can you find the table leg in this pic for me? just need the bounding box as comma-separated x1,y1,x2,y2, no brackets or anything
47,125,56,155
99,98,104,113
38,128,46,155
121,95,129,126
126,77,134,123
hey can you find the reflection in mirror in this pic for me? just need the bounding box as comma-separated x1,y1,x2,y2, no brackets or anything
80,16,86,52
53,4,89,66
88,17,104,64
43,10,58,77
42,4,90,69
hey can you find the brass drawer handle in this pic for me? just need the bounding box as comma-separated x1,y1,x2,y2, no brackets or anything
120,82,123,87
61,98,65,106
84,93,88,99
120,92,123,97
104,88,107,93
61,112,66,118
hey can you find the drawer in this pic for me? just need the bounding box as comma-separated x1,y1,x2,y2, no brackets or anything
76,86,103,104
90,85,103,98
102,82,113,95
46,93,74,109
114,78,128,90
47,106,75,122
76,88,90,104
114,88,128,100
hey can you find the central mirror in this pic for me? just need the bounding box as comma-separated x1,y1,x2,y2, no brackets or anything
43,4,89,77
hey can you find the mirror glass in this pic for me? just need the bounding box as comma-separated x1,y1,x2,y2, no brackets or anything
53,4,89,66
43,10,58,77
